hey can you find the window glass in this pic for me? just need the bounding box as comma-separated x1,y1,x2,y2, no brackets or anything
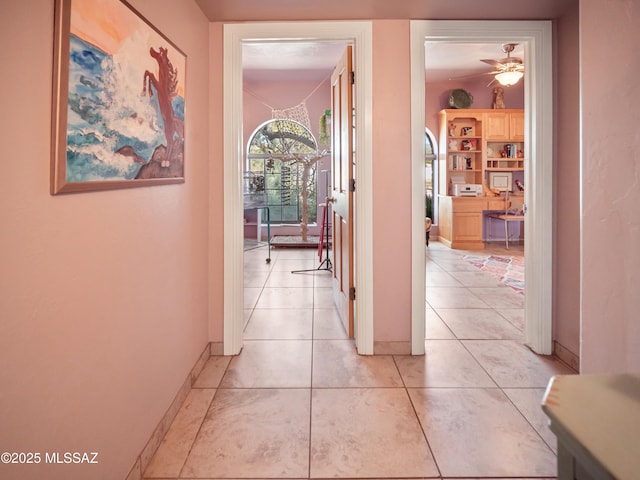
246,119,319,224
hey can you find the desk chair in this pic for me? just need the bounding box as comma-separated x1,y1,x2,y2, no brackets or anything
487,194,524,249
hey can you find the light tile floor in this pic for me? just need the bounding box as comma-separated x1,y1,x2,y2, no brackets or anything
144,241,574,479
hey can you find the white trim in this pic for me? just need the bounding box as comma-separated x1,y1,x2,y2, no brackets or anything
410,26,427,355
223,22,374,355
410,20,553,355
223,25,244,355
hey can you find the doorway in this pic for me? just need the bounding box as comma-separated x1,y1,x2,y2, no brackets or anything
223,21,375,355
410,20,554,355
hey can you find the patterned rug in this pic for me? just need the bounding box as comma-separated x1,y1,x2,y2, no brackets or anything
463,254,525,295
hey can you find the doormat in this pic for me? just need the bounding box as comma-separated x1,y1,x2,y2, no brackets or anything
271,235,328,248
463,254,524,295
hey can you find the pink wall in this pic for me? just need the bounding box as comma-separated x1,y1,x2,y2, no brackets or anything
580,0,640,373
0,1,212,479
209,22,225,343
553,5,581,367
372,20,413,343
425,78,524,135
2,3,639,479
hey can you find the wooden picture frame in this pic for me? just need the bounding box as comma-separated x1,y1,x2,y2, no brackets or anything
51,0,186,194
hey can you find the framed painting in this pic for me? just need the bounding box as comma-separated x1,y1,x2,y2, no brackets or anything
51,0,186,194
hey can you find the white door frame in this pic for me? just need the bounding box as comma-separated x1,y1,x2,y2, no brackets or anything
410,20,554,355
223,22,374,355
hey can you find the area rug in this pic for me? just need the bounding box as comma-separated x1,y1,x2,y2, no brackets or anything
463,254,525,295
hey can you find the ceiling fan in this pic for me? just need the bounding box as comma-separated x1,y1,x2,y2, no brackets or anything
480,43,525,86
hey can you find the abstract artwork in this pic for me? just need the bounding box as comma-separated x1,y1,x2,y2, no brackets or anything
51,0,186,194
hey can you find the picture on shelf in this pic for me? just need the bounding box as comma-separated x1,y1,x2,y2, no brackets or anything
461,139,477,151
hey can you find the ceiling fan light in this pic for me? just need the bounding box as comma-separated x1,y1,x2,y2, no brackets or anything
495,70,523,86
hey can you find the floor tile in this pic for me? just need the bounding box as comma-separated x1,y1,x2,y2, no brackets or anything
426,286,490,309
243,308,313,340
313,308,348,339
220,340,312,388
436,308,523,340
468,286,525,308
449,270,504,287
504,387,558,453
425,307,456,339
143,389,215,478
429,258,480,272
274,248,316,259
193,356,232,388
409,387,557,478
254,287,314,309
425,260,445,273
312,340,403,388
243,253,273,273
395,340,496,388
243,287,263,309
463,339,574,388
272,257,316,272
182,389,310,478
497,307,525,331
313,287,334,309
266,269,315,288
312,270,333,287
243,269,270,288
425,270,463,287
243,308,252,329
310,388,439,478
142,244,561,480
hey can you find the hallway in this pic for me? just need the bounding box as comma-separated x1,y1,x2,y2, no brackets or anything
143,242,573,479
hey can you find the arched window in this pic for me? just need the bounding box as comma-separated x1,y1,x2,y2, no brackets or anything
246,119,319,224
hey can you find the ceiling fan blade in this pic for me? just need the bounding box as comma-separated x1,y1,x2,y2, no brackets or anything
448,70,498,81
487,77,499,87
481,59,503,68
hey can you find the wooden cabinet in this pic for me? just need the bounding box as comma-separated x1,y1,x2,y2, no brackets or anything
484,110,525,171
510,111,525,141
485,110,524,140
439,109,525,193
438,110,484,194
438,196,486,250
438,108,525,250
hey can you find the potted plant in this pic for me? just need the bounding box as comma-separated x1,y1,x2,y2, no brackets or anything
318,110,331,146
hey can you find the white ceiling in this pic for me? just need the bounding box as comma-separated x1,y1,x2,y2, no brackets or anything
243,42,525,83
243,42,346,82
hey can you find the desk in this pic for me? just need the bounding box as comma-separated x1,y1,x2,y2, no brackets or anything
487,213,525,249
438,195,524,250
542,374,640,480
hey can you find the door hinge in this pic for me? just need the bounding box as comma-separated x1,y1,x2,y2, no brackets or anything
350,71,355,85
349,287,356,301
349,178,356,192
